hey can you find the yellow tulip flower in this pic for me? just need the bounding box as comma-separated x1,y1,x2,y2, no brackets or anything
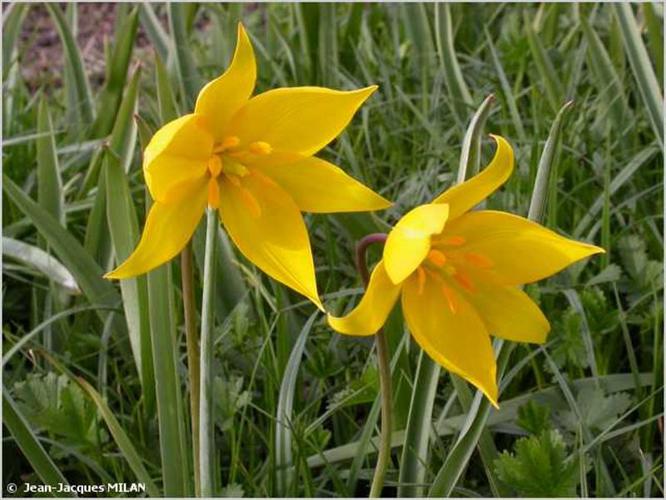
328,135,604,405
105,24,391,310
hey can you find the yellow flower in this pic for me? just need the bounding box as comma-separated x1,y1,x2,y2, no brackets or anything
328,135,604,406
105,24,391,310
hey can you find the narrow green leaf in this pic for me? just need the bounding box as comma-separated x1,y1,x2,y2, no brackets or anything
580,14,630,127
528,101,573,222
434,3,473,123
276,312,318,495
138,3,171,64
156,54,180,123
642,3,663,87
3,176,119,322
525,12,565,113
90,7,139,137
36,95,65,226
45,3,94,126
613,3,664,150
146,219,190,496
3,388,69,496
168,2,201,107
2,3,28,81
3,237,79,294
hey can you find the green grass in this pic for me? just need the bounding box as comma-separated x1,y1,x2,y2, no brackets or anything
3,3,663,497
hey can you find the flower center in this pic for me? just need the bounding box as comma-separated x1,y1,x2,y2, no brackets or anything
206,136,272,216
415,235,494,312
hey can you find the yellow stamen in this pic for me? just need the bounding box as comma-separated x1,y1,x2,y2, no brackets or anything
249,141,272,155
208,155,223,177
214,135,240,153
416,267,426,294
441,285,457,314
441,235,466,246
207,178,220,208
464,252,493,269
222,157,249,177
454,271,475,293
427,249,447,267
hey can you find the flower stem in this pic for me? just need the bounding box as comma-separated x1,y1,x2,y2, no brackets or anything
355,233,392,498
199,208,217,496
180,243,200,496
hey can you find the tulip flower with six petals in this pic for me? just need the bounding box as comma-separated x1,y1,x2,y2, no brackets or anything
328,135,604,406
105,24,390,310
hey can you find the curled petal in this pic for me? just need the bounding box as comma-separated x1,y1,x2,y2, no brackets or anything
143,114,212,203
218,171,323,310
384,203,449,284
433,134,513,219
402,272,498,407
327,261,402,336
254,156,391,213
445,210,605,286
105,179,208,279
195,23,256,142
228,85,377,158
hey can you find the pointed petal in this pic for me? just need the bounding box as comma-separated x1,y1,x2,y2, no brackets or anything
253,155,391,213
462,278,550,343
384,203,449,284
228,85,377,157
444,210,605,286
105,179,207,279
218,171,323,310
143,114,212,203
327,261,401,336
194,23,256,142
402,272,498,406
433,134,513,219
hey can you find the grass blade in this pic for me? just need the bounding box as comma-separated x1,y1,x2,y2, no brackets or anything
36,95,64,226
45,3,94,127
613,3,664,150
3,175,120,322
3,387,69,495
168,2,201,107
524,11,564,113
276,312,318,495
146,221,190,496
90,7,139,137
434,3,473,123
3,237,79,295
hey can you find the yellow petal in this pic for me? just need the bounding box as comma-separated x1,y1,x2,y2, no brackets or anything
194,23,256,142
143,114,213,203
105,179,208,279
384,203,449,284
218,171,323,310
228,85,377,157
444,210,605,286
459,273,550,343
253,155,391,213
433,134,513,219
327,261,401,336
402,272,498,407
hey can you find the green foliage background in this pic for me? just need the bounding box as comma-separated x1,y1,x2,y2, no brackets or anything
3,2,663,497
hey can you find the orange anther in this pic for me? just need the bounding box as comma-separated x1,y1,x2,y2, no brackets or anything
427,249,447,267
248,141,272,155
208,155,223,177
464,252,493,269
214,135,240,153
441,285,458,314
441,235,466,246
454,271,475,293
207,178,220,208
416,267,426,294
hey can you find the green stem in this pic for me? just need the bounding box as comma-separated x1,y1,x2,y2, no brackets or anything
181,243,200,496
355,233,392,498
199,208,217,496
